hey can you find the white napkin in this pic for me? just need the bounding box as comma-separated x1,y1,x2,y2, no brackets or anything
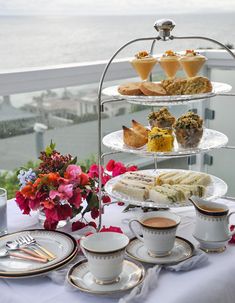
119,249,209,303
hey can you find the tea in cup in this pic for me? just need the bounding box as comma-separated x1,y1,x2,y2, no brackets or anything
80,232,129,284
129,211,181,257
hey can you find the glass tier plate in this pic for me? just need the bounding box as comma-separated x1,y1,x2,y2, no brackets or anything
104,169,228,208
102,82,232,106
102,128,228,158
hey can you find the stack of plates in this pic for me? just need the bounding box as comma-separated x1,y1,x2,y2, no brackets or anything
0,229,77,278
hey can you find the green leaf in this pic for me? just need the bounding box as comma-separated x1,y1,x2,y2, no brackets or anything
45,140,56,156
87,191,99,209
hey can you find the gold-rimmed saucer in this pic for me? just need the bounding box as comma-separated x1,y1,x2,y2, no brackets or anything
67,259,145,295
126,236,194,265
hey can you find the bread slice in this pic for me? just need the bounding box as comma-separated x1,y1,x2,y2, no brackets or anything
112,179,149,200
140,82,167,96
122,126,147,148
132,120,149,138
118,82,143,96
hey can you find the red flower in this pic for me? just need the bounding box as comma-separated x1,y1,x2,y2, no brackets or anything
229,225,235,244
106,160,115,171
117,201,125,206
15,191,30,215
91,208,99,219
102,195,111,204
100,226,123,234
44,220,58,230
72,220,86,232
88,221,97,228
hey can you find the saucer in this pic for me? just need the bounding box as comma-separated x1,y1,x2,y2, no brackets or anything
126,236,194,265
67,259,145,295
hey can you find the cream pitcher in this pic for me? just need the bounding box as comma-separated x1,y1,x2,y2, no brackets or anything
190,197,235,253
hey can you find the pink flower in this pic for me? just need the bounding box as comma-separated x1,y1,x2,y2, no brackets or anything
68,188,82,208
106,160,115,171
102,175,111,186
44,204,72,230
88,164,104,179
112,162,127,177
100,226,123,234
64,165,82,181
127,165,138,172
58,184,74,199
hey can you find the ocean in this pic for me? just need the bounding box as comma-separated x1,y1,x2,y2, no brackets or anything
0,13,235,70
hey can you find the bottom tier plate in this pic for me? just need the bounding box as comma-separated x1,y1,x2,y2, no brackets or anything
104,169,228,208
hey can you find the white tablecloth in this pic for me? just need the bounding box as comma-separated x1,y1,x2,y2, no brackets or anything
2,198,235,303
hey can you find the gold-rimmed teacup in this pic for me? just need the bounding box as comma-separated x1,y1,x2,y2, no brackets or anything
129,211,180,257
80,232,129,285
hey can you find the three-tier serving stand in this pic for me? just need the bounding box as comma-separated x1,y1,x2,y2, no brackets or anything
96,19,235,230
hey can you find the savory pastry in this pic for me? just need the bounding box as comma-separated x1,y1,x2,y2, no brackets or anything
140,82,167,96
156,171,211,187
174,111,203,148
132,120,149,138
131,51,158,81
183,76,213,94
122,125,147,148
147,127,174,152
159,50,181,79
118,82,143,96
179,50,207,78
148,107,175,129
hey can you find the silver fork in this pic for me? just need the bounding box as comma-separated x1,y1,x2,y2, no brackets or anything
16,238,49,261
21,235,56,260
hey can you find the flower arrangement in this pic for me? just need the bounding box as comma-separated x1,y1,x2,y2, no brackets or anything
15,142,137,230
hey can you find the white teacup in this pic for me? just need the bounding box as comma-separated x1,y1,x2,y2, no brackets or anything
80,232,129,284
129,211,181,257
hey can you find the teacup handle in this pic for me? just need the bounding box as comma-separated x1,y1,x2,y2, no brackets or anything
228,211,235,236
79,237,87,256
128,219,144,242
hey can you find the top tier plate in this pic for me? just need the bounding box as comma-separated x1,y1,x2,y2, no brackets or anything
102,82,232,106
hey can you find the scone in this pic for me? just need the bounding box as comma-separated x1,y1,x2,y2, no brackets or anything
123,126,147,148
183,76,212,95
140,82,167,96
118,82,143,96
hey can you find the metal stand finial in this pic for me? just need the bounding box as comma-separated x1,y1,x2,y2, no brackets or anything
154,19,176,40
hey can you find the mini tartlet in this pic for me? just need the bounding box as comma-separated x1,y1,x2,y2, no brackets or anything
131,51,158,81
159,50,181,79
179,50,207,78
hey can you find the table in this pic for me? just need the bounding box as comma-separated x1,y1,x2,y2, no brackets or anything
2,198,235,303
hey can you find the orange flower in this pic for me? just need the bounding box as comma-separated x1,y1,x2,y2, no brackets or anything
21,182,36,198
42,199,55,210
38,172,60,186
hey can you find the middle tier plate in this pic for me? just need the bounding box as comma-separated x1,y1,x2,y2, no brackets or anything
102,128,228,158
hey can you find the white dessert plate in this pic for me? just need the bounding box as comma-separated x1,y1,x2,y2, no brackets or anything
67,259,145,295
102,82,232,106
0,229,77,278
126,236,194,265
102,128,228,158
104,169,228,208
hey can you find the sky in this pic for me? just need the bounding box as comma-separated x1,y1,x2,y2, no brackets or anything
0,0,235,15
